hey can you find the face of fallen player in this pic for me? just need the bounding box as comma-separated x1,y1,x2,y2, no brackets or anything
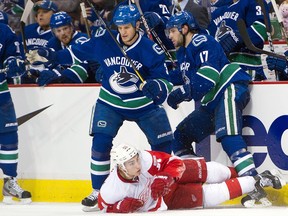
53,25,74,46
167,27,184,48
35,8,54,31
117,22,140,46
122,154,141,179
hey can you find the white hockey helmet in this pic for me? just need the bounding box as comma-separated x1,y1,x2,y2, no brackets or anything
110,143,138,166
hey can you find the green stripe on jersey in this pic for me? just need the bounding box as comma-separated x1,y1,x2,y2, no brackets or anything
99,88,152,109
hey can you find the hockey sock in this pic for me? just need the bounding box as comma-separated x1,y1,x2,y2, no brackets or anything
206,161,237,183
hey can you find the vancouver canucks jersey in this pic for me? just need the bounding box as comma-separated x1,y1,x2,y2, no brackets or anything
178,33,251,110
56,29,172,116
47,31,91,83
18,23,53,57
208,0,267,71
0,23,19,133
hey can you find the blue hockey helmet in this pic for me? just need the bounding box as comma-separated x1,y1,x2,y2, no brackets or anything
0,10,8,25
50,11,72,29
113,5,140,27
33,0,58,13
166,11,200,32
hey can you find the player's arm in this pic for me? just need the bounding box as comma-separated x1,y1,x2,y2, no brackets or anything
245,0,268,48
141,43,173,105
147,150,185,200
98,193,144,213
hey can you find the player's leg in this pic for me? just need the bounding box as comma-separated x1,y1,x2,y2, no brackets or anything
82,102,123,211
0,98,31,204
0,131,32,204
137,106,173,153
216,83,257,176
172,107,214,157
179,159,237,184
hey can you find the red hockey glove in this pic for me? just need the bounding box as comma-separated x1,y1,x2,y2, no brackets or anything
151,174,175,200
112,197,144,213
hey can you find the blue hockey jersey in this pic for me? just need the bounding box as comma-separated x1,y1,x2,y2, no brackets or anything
54,29,173,117
208,0,268,72
18,23,53,57
177,33,251,110
0,23,20,133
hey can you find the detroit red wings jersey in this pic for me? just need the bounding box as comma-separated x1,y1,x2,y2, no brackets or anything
98,150,184,212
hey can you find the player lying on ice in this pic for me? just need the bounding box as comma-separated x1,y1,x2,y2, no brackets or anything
97,143,285,213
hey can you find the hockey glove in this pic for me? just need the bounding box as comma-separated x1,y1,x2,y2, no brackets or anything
218,30,243,55
141,79,167,105
143,12,164,30
167,84,192,109
151,173,175,200
37,68,62,86
4,57,26,78
112,197,144,213
26,47,58,65
266,56,288,73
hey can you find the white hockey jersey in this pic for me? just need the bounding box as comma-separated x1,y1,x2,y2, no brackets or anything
98,150,185,212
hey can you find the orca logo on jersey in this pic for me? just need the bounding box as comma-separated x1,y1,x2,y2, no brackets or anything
215,20,233,41
109,66,139,93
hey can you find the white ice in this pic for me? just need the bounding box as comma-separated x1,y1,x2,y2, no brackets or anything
0,203,288,216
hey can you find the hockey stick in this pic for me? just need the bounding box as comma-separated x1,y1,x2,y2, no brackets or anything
237,19,287,60
256,0,280,80
133,0,177,67
80,2,91,38
20,0,34,54
85,0,145,83
270,0,288,45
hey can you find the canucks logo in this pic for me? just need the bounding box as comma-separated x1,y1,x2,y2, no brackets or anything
215,20,233,40
109,66,139,93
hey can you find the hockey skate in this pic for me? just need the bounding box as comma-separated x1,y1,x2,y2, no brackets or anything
241,170,285,208
2,177,32,204
81,189,100,212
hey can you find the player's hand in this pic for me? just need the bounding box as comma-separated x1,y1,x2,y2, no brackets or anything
37,68,62,86
266,56,288,73
151,174,175,200
4,57,25,78
141,79,167,105
143,12,164,30
218,30,243,55
26,47,57,65
167,84,192,109
112,197,144,213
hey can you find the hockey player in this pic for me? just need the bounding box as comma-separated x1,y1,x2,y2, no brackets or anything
116,0,176,70
208,0,268,81
165,11,257,177
29,11,98,85
26,4,173,210
0,22,31,204
18,0,58,57
98,143,284,212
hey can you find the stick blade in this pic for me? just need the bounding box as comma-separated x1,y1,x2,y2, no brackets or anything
20,0,34,23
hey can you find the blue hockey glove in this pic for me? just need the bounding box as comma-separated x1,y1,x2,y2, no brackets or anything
4,57,25,78
266,56,288,73
143,12,164,30
218,30,243,55
141,79,167,105
26,47,58,65
167,84,192,109
37,68,61,86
